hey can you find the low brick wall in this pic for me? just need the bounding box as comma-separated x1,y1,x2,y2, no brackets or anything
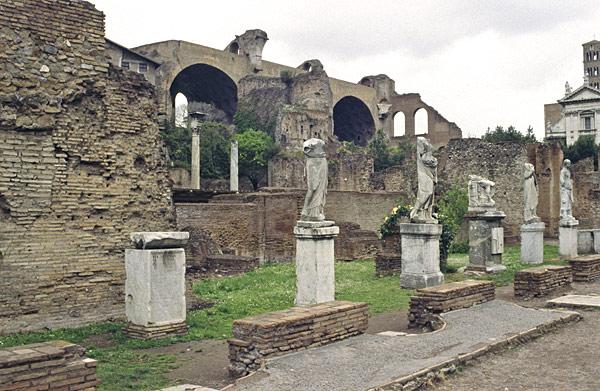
335,222,381,261
228,301,369,378
0,341,99,390
569,255,600,282
408,280,495,329
375,253,402,276
205,254,259,275
514,265,573,298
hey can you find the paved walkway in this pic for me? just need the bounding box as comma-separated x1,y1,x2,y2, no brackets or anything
228,301,576,391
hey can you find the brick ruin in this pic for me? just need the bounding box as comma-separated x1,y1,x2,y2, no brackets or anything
0,0,173,333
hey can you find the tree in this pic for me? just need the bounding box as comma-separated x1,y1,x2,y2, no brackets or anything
236,129,278,190
368,128,413,171
563,135,599,165
481,125,537,143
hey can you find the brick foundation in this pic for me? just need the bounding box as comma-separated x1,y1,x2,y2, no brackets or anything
123,322,188,340
0,341,99,390
227,301,368,378
375,253,402,276
514,265,573,298
408,280,495,329
569,255,600,282
205,255,259,275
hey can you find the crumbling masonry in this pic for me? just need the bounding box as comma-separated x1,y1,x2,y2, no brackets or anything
0,0,173,333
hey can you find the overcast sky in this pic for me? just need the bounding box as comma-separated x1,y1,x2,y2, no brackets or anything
93,0,599,139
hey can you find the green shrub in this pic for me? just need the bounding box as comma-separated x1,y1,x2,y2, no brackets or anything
563,134,598,166
368,128,413,171
481,125,536,143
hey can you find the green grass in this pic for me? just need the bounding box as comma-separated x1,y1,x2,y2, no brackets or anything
446,244,565,285
0,245,560,390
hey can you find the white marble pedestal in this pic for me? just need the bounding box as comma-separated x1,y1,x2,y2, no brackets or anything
465,211,507,273
520,222,545,264
398,223,444,289
559,219,579,259
294,221,339,305
124,232,189,339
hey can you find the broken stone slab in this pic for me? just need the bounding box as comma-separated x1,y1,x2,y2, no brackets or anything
546,294,600,309
130,232,189,249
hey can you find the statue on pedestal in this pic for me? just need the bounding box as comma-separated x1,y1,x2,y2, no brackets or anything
560,159,576,224
410,137,438,224
523,163,540,224
300,138,328,221
468,175,496,212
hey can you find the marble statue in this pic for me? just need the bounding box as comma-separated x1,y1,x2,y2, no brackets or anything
560,159,576,223
468,175,496,210
300,138,328,221
410,137,438,223
523,163,540,224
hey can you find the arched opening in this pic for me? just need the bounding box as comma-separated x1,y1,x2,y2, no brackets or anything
414,108,428,135
174,93,188,127
169,63,238,124
333,96,375,146
229,42,240,54
393,111,406,137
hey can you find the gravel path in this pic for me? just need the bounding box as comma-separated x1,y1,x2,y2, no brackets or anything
230,301,575,391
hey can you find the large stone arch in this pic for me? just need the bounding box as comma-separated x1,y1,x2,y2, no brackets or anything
169,63,238,123
333,96,376,146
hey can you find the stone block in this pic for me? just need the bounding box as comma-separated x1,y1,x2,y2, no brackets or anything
577,229,594,254
408,280,495,329
125,248,186,330
294,221,339,305
398,223,444,289
228,301,368,378
130,231,190,249
514,265,572,298
569,255,600,282
466,212,506,273
559,222,579,259
520,222,545,264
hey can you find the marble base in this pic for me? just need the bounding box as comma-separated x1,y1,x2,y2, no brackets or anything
559,222,579,259
521,222,545,264
398,223,444,289
125,248,186,329
294,221,339,305
466,211,506,273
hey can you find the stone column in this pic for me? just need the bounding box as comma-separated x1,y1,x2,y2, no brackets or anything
189,111,205,190
465,211,507,273
124,232,189,339
294,221,339,305
191,130,200,190
230,140,239,192
520,222,545,264
398,223,444,289
559,220,579,259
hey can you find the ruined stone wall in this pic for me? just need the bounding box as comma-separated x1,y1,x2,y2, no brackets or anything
438,139,528,242
175,190,400,262
0,0,173,333
269,150,374,192
572,158,600,230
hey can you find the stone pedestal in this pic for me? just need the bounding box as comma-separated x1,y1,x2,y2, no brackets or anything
559,220,579,259
124,232,189,339
520,222,545,264
466,211,506,273
398,223,444,289
294,221,339,305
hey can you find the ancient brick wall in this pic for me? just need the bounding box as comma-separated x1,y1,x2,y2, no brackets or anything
0,0,173,333
437,139,529,242
572,158,600,230
175,190,400,262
